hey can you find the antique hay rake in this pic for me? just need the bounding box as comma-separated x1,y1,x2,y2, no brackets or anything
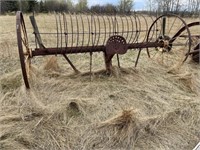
16,11,199,88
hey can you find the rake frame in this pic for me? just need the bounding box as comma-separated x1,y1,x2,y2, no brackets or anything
16,11,199,88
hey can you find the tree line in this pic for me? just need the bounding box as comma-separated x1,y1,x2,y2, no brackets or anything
146,0,200,16
1,0,199,16
0,0,134,14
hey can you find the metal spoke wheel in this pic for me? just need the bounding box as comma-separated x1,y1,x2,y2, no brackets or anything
16,11,31,89
183,22,200,62
146,14,191,68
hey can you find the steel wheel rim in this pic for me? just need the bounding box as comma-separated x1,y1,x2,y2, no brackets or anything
146,14,191,68
16,11,30,89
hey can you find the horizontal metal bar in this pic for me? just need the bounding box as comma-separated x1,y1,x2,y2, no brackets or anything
34,30,158,35
32,42,163,56
128,42,163,49
186,49,199,55
32,45,105,56
180,34,200,38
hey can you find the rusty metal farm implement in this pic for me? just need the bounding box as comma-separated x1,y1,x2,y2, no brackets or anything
16,11,200,88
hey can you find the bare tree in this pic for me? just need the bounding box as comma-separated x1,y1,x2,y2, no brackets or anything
145,0,159,13
148,0,183,13
118,0,134,14
187,0,200,15
176,0,180,12
76,0,88,12
66,0,74,12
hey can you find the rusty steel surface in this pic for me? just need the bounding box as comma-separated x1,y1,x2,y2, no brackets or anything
16,11,199,88
32,42,163,56
106,35,127,55
145,14,195,68
192,43,200,63
16,11,30,89
31,12,155,49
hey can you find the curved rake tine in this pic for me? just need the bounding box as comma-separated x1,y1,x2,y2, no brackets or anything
75,14,80,49
135,14,141,42
90,14,94,47
105,15,111,37
59,13,63,49
110,15,115,35
80,13,84,50
110,15,114,35
54,12,59,52
116,15,119,34
131,14,138,44
119,15,124,37
116,16,120,67
102,15,107,45
155,17,161,40
141,14,148,42
149,15,157,41
128,15,134,44
86,13,91,47
124,15,129,40
93,13,97,47
114,14,121,68
63,13,68,47
115,16,118,35
95,13,101,47
62,13,79,73
69,12,74,53
90,13,94,75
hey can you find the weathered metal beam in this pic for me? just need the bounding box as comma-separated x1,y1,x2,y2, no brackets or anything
32,42,163,57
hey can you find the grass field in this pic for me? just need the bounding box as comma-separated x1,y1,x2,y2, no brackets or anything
0,13,200,150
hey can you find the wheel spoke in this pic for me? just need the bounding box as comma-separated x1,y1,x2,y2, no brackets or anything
21,37,29,50
168,17,177,35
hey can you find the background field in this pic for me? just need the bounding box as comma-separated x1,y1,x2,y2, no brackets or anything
0,14,200,150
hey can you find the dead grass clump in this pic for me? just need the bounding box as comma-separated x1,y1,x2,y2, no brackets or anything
79,67,137,81
0,91,82,149
0,70,21,92
171,72,200,94
167,61,183,74
48,98,96,125
135,107,200,150
43,56,61,72
81,109,144,149
80,106,200,150
0,41,13,58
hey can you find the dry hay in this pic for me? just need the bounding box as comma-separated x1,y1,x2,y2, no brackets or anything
80,107,200,150
1,15,200,150
43,56,61,72
1,56,200,150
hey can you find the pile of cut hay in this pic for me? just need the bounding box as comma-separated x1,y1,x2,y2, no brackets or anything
0,55,200,150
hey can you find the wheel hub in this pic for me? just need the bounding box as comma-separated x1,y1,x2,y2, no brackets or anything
157,35,172,52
